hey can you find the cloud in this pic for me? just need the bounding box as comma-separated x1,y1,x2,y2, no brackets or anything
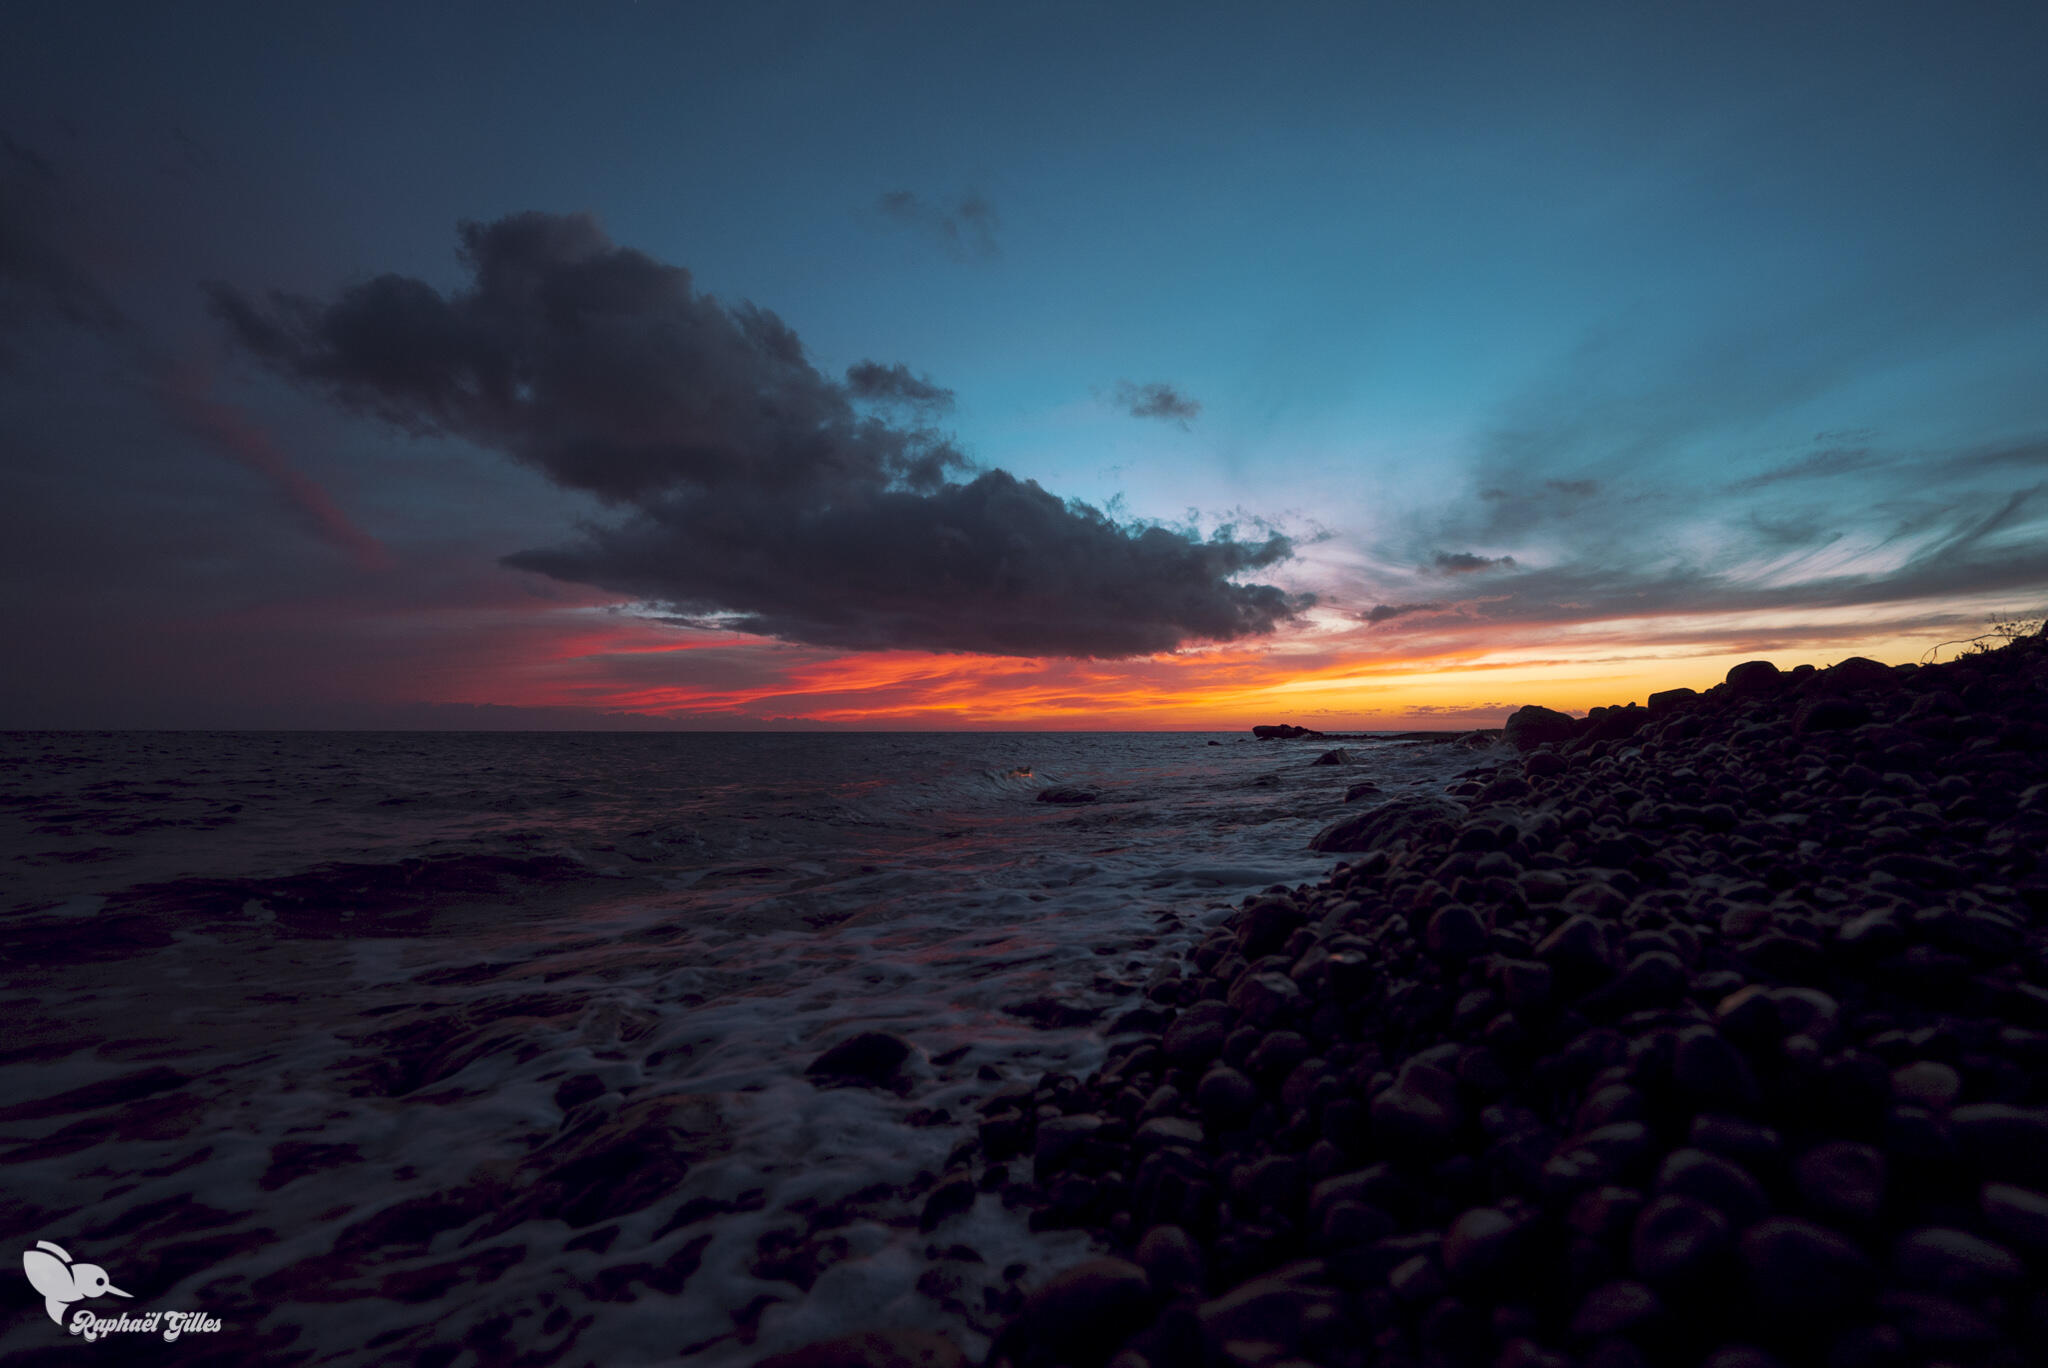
1114,380,1201,427
845,359,954,409
1431,551,1518,575
876,189,999,261
155,364,389,569
1362,601,1446,624
212,211,1307,657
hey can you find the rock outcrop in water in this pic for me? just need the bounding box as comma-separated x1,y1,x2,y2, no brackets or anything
1255,725,1324,740
969,635,2048,1368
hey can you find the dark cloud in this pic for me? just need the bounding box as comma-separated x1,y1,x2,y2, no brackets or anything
213,211,1306,657
1115,380,1201,427
876,189,999,261
1728,444,1883,492
1362,602,1446,625
1431,550,1518,575
845,360,954,409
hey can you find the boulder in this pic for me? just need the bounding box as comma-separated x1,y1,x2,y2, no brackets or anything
1253,724,1322,739
1725,660,1783,695
807,1031,912,1084
1310,794,1466,853
1504,704,1578,752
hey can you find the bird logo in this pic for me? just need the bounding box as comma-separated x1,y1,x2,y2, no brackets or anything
21,1240,131,1327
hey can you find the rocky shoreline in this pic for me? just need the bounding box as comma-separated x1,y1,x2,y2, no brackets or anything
919,633,2048,1368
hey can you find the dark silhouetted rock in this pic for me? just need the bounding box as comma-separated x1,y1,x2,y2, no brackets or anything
1253,724,1321,739
1646,686,1697,715
1740,1217,1874,1319
807,1031,913,1083
1505,705,1578,752
1311,747,1353,765
1725,660,1783,695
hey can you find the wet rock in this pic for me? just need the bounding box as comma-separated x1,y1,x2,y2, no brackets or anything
1253,724,1320,739
1570,1279,1661,1338
1310,794,1467,854
1371,1059,1462,1149
757,1329,966,1368
1740,1217,1875,1320
1950,1102,2048,1186
1034,1114,1104,1174
988,1258,1156,1368
919,1175,977,1233
1891,1226,2022,1296
1655,1148,1768,1229
1795,1141,1886,1229
1161,1001,1235,1069
1442,1205,1522,1285
1888,1060,1960,1110
1226,971,1303,1027
1630,1194,1732,1284
1979,1181,2048,1253
1311,748,1353,766
807,1031,913,1084
1195,1067,1259,1129
1134,1223,1205,1294
1425,904,1488,961
1672,1027,1761,1110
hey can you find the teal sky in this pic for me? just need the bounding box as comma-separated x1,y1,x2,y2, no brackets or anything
3,2,2044,726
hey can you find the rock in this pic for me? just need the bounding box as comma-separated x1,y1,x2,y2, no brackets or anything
1889,1060,1961,1111
1037,786,1099,804
1034,1114,1103,1174
1672,1027,1761,1110
1891,1226,2022,1296
1630,1194,1731,1284
989,1258,1156,1368
1343,781,1383,802
1535,914,1613,981
1371,1059,1462,1149
1570,1280,1661,1338
1443,1205,1522,1284
807,1031,913,1083
1505,705,1578,752
1196,1269,1340,1351
1979,1182,2048,1252
1226,971,1303,1027
1655,1148,1768,1228
1160,1001,1235,1069
1134,1223,1205,1294
920,1175,977,1232
1950,1102,2048,1186
1253,724,1321,739
1795,1141,1886,1229
1871,1291,1999,1353
1740,1217,1875,1319
1195,1066,1259,1128
1794,698,1872,734
1425,904,1488,961
1725,660,1783,696
757,1329,966,1368
1309,795,1467,854
1132,1117,1204,1152
1311,748,1353,766
1645,687,1697,716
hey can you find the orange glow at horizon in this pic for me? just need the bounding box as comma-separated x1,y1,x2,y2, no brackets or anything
408,599,1985,729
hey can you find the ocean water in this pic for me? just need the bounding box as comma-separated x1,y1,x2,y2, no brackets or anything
0,730,1486,1365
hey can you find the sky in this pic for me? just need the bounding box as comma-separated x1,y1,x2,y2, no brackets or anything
2,2,2045,729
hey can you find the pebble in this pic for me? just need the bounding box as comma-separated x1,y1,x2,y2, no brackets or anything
1740,1217,1875,1319
1795,1141,1887,1229
1630,1194,1731,1284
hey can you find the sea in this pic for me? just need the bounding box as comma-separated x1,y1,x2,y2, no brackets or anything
0,730,1488,1365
